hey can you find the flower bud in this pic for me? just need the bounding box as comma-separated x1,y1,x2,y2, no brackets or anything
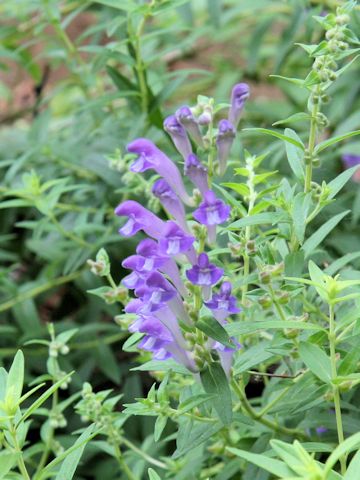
259,271,271,284
258,295,272,308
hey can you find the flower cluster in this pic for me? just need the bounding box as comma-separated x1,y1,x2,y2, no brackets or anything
115,84,249,373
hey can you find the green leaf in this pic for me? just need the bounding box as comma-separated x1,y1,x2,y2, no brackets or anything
178,393,216,414
55,425,95,480
324,432,360,476
5,350,24,411
154,415,167,442
228,212,285,229
344,450,360,480
17,371,73,426
302,211,350,257
232,343,275,375
273,112,311,126
196,316,235,349
338,346,360,376
200,362,232,425
327,164,360,199
0,452,19,479
285,251,305,277
314,130,360,154
148,469,162,480
292,193,311,243
298,342,332,384
131,359,191,375
284,128,305,180
242,128,305,150
227,320,324,337
226,447,294,477
173,421,222,458
222,182,250,197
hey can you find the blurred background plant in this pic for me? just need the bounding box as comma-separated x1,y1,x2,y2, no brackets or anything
0,0,359,478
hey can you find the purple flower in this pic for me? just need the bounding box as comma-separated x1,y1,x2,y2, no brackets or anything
193,190,231,243
136,272,177,311
164,115,192,160
152,179,188,231
228,83,250,128
186,253,223,287
205,281,241,322
176,106,204,146
216,119,236,176
122,253,164,289
127,138,192,205
136,239,188,297
193,191,231,226
115,201,166,238
158,221,195,257
212,337,242,377
342,154,360,182
184,154,209,196
316,426,328,435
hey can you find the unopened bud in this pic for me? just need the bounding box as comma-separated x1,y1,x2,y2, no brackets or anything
259,295,272,309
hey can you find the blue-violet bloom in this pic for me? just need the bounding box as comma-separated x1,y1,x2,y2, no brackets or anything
152,179,188,231
176,105,203,146
184,154,209,196
127,138,193,205
216,119,236,176
164,115,192,161
228,83,250,128
115,201,166,238
193,190,231,243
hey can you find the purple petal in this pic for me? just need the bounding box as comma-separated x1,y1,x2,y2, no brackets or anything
152,179,188,230
115,201,166,238
216,119,236,176
184,154,209,196
193,190,231,226
176,105,204,146
228,83,250,128
164,115,192,160
186,253,224,286
158,221,195,256
127,138,192,205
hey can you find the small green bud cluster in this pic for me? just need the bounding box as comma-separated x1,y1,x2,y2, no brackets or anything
87,248,110,277
49,340,70,357
49,409,67,429
77,383,120,432
310,5,356,101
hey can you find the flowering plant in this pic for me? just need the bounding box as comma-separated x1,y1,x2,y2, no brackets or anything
1,1,360,479
94,2,360,478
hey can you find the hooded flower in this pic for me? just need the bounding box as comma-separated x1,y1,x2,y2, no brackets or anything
186,253,223,287
216,119,236,176
158,221,195,257
193,190,231,243
115,201,166,238
184,154,209,196
193,191,230,226
176,105,204,146
127,138,192,205
228,83,250,128
152,179,188,230
164,115,192,160
205,281,241,322
135,272,177,311
136,238,188,296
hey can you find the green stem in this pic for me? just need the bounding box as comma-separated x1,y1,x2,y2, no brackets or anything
120,437,168,470
10,424,31,480
268,285,287,321
49,214,92,248
0,270,82,313
231,379,306,439
329,303,346,475
304,92,320,193
241,161,256,303
114,443,137,480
